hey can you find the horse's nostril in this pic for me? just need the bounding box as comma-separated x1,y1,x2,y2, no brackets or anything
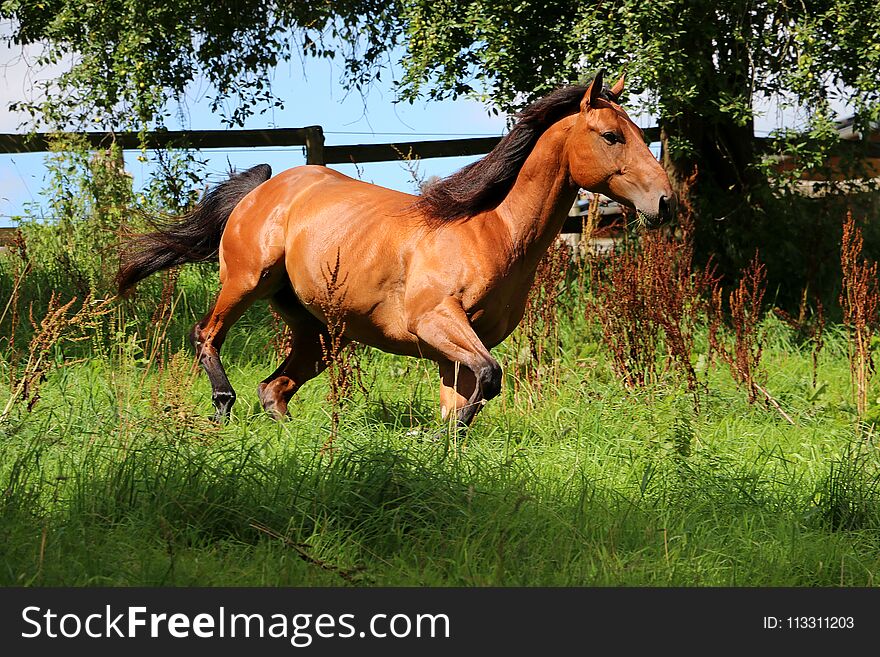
659,195,671,221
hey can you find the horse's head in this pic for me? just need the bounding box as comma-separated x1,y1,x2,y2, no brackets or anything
566,71,673,227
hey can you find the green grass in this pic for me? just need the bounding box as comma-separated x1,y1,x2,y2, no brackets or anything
1,284,880,587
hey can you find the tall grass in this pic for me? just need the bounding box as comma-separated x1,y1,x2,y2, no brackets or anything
2,159,879,586
2,244,880,586
2,336,879,586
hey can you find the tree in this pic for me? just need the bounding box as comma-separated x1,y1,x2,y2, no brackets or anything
0,1,398,130
4,0,880,290
392,0,880,276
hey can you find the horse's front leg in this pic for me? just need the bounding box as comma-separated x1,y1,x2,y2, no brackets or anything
411,298,502,427
437,361,485,427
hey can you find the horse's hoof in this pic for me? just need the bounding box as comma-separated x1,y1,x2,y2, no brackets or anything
258,381,291,420
263,403,287,421
403,427,441,442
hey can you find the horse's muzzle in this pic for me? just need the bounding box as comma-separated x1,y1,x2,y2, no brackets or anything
636,194,673,228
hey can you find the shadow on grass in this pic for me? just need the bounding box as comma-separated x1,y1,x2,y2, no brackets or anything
3,425,880,586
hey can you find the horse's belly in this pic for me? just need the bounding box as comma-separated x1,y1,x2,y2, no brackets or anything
292,278,420,357
471,313,521,350
282,206,423,354
338,303,422,357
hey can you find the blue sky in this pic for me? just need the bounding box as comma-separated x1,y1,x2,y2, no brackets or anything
0,36,517,228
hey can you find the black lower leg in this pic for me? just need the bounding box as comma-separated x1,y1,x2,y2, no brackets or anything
454,360,501,427
191,324,236,421
205,359,236,420
455,399,484,428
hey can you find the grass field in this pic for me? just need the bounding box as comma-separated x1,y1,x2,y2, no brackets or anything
2,265,880,587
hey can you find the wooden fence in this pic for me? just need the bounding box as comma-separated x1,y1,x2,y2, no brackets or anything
4,123,877,170
0,226,16,248
0,125,657,237
1,123,877,241
0,126,518,166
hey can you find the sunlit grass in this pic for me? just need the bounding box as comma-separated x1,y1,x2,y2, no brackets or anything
1,290,879,587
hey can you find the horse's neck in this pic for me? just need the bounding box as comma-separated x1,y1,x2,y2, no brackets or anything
495,120,578,271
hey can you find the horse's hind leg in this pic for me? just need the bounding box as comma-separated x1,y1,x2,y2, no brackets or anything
192,275,276,420
257,287,340,419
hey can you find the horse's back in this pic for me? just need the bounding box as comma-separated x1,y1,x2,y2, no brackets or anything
274,165,417,209
263,164,425,267
222,164,422,258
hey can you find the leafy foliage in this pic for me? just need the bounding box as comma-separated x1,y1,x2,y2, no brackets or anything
394,1,880,152
4,1,880,303
11,134,204,298
1,1,400,129
391,0,880,298
11,1,878,143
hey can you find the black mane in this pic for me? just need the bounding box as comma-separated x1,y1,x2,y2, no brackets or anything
417,81,611,224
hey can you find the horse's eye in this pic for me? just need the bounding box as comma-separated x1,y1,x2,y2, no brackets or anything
602,132,620,145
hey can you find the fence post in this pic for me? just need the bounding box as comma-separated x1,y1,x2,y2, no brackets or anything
305,125,325,165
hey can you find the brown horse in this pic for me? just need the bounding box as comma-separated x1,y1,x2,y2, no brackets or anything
118,71,673,426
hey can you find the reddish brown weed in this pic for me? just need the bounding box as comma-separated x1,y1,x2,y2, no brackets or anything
1,294,113,422
318,250,367,453
727,252,767,403
587,225,713,393
269,307,293,363
708,253,795,423
144,266,180,362
840,211,880,419
588,244,657,387
516,239,572,391
642,231,716,392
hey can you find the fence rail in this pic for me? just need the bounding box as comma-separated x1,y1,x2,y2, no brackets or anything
0,127,316,155
323,136,504,164
0,126,664,161
1,123,877,237
4,125,877,164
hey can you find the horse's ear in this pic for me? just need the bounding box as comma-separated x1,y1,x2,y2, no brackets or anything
609,72,625,102
580,69,605,111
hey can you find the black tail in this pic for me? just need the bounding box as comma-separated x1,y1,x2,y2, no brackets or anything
116,163,272,294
